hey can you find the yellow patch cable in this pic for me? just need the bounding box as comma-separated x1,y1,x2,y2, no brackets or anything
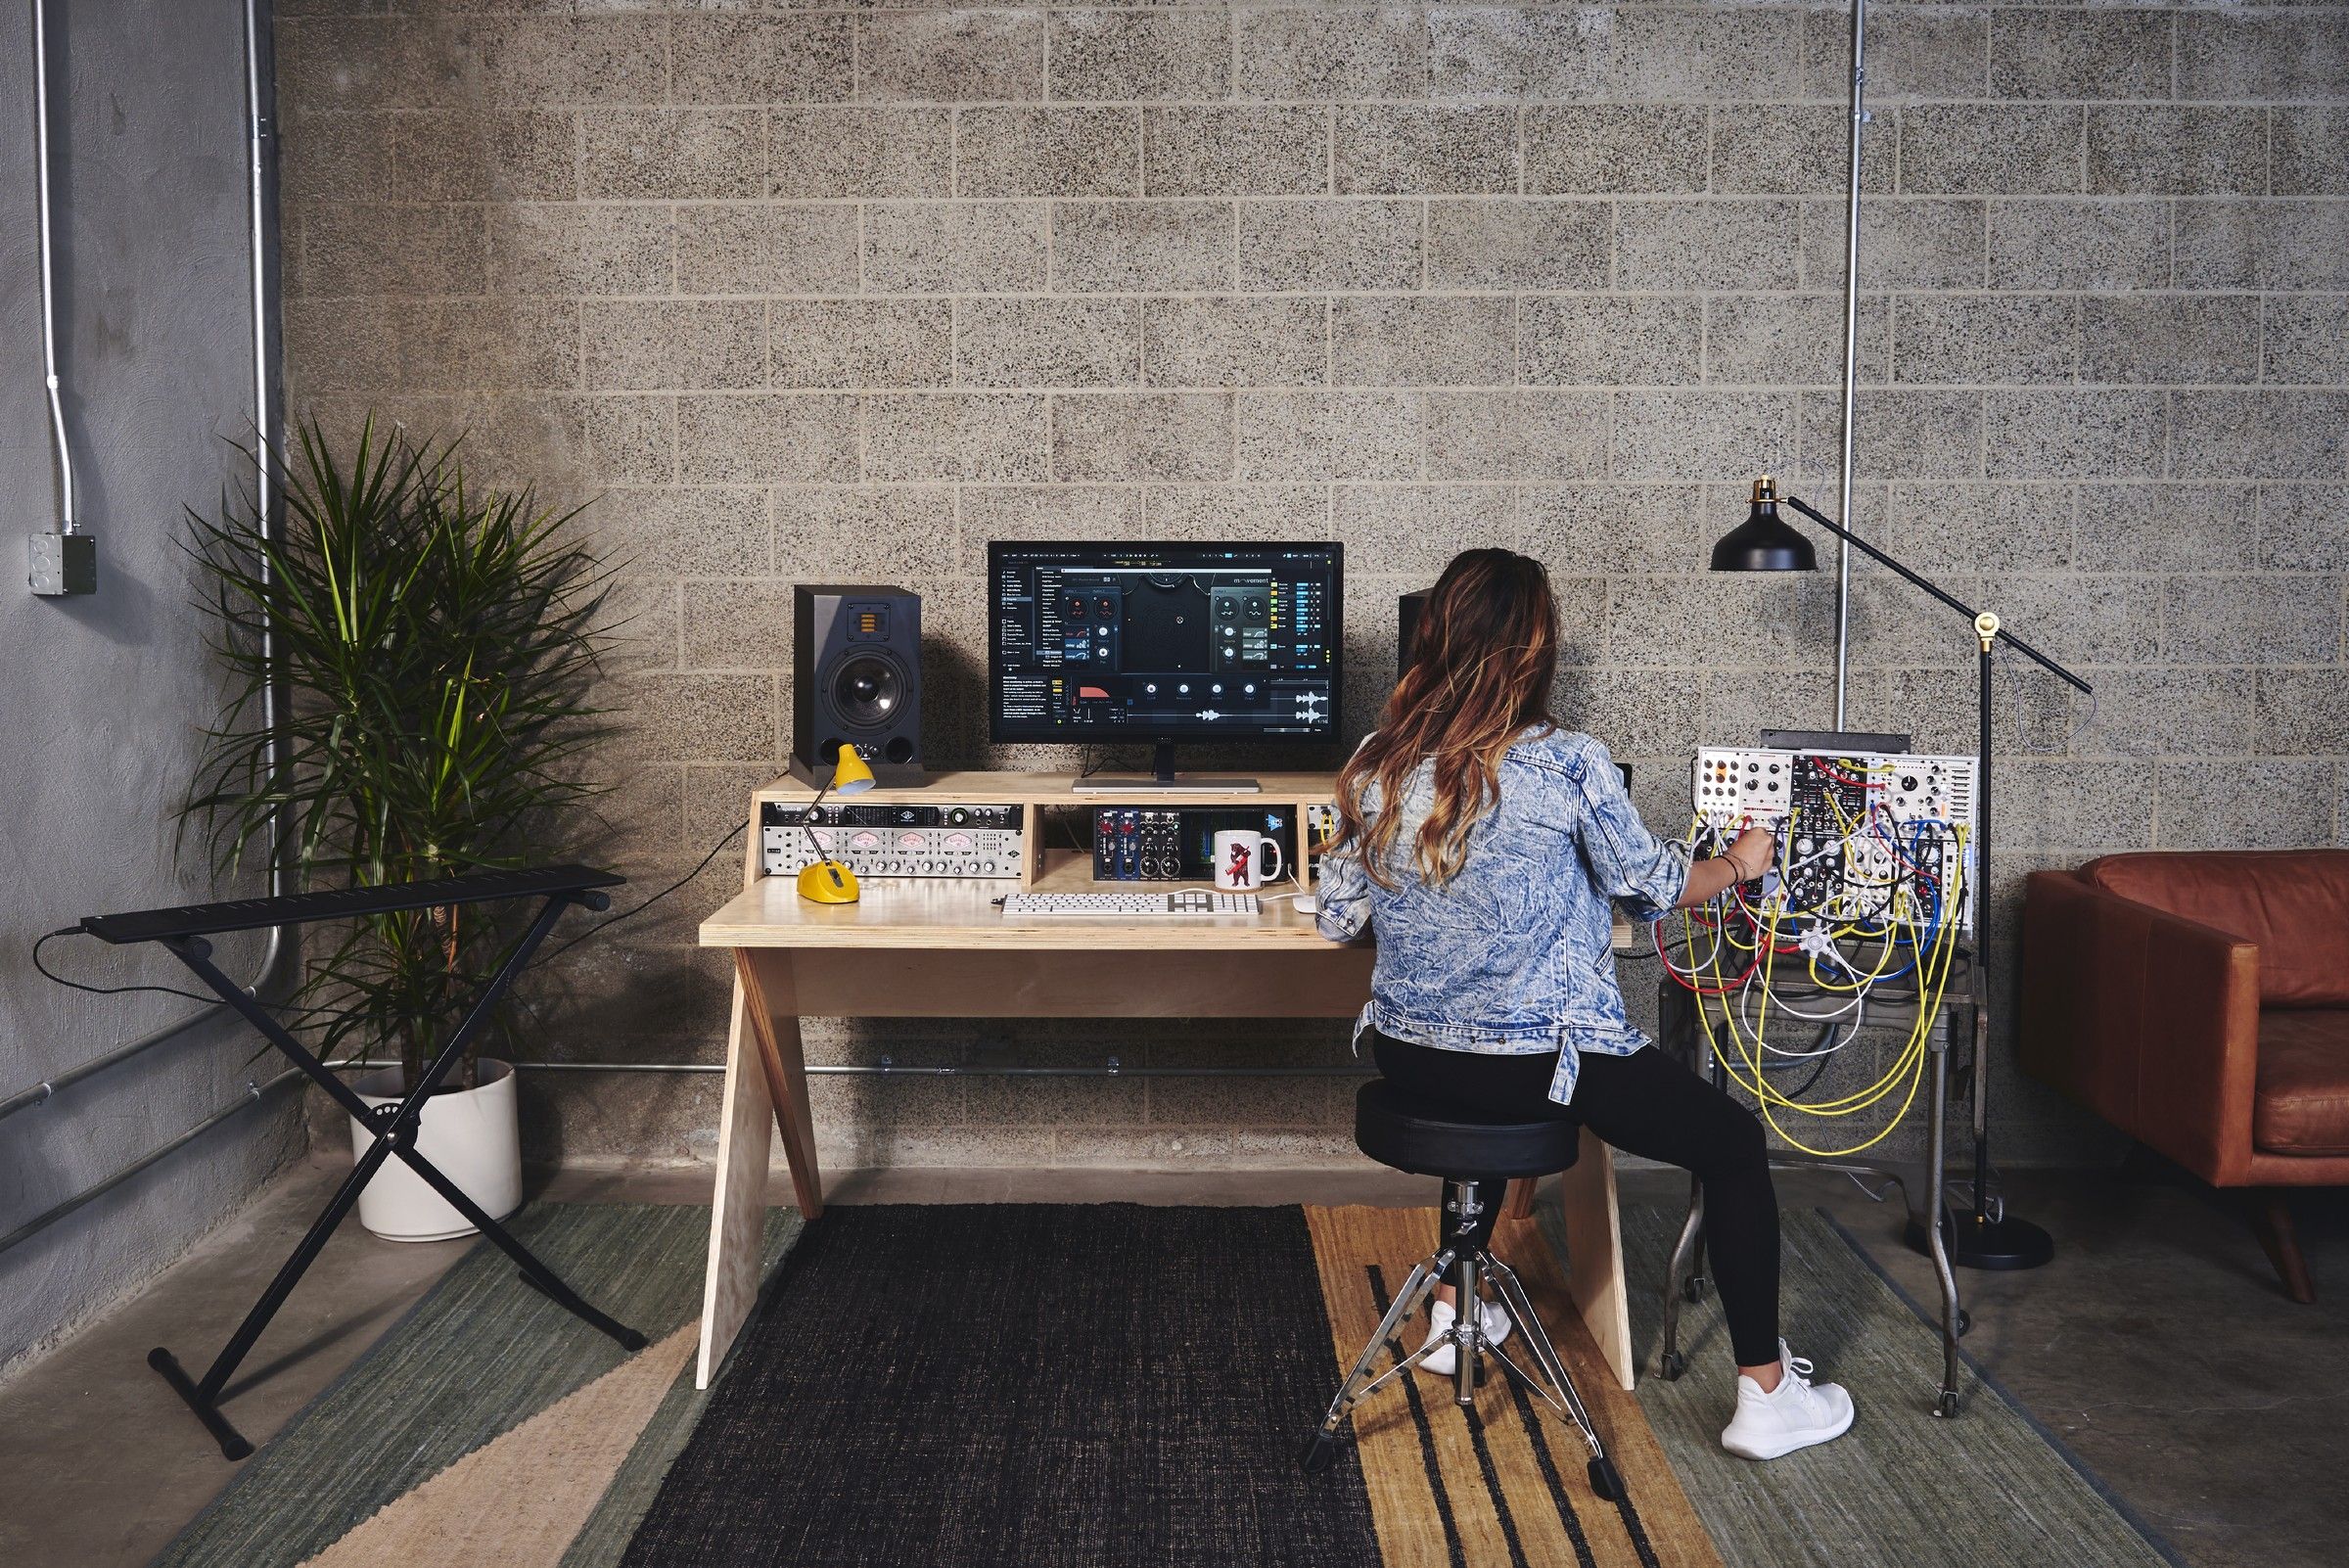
1686,828,1966,1158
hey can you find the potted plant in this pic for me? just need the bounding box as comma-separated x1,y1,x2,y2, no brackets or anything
184,417,615,1240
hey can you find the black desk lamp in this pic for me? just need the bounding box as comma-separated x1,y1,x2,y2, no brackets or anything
1711,477,2095,1271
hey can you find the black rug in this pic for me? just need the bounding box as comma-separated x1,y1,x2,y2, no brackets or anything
624,1204,1381,1567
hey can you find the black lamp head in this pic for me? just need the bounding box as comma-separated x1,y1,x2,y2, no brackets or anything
1710,476,1818,573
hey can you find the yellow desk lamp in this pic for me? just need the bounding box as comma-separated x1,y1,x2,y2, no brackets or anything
795,743,877,904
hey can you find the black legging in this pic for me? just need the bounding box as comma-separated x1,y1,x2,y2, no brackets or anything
1372,1032,1781,1367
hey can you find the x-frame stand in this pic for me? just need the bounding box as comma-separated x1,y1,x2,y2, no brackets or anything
80,865,647,1459
1649,974,1969,1417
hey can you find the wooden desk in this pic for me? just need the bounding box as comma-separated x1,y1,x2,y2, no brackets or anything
694,771,1634,1395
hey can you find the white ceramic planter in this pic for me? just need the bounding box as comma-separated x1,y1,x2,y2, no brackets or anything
348,1057,522,1242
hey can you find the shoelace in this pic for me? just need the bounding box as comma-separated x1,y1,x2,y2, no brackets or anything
1775,1355,1823,1414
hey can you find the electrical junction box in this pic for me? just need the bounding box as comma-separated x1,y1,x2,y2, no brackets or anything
27,531,96,596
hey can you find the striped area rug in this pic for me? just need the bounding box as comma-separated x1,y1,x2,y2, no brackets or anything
151,1199,2176,1568
625,1203,1709,1568
1306,1206,1716,1568
152,1203,803,1568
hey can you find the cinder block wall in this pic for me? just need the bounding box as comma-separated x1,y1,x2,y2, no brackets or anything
275,4,2347,1171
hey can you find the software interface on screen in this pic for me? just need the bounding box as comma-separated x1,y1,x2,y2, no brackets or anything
990,543,1342,740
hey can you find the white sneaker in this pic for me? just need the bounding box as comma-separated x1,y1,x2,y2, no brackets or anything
1719,1341,1856,1460
1413,1298,1512,1378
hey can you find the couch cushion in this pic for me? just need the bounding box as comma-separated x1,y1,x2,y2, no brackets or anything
2256,1010,2349,1156
2084,850,2349,1007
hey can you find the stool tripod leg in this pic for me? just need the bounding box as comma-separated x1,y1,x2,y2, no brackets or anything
1451,1254,1481,1408
1486,1254,1626,1502
1300,1253,1443,1474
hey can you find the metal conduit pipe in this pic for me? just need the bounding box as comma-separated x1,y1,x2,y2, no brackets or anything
0,1053,1377,1255
0,1070,306,1259
331,1059,1379,1080
0,0,292,1130
1828,0,1869,728
29,0,73,533
0,998,272,1124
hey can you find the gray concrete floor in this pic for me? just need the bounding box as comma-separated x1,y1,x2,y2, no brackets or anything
0,1155,2339,1568
1776,1164,2349,1568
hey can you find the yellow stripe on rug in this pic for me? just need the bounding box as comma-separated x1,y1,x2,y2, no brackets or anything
1305,1206,1723,1568
297,1321,699,1568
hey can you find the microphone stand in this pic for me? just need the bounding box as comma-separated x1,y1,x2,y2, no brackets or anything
1778,491,2094,1269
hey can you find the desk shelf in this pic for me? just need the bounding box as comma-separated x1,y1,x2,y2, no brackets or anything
1027,846,1309,895
756,769,1339,891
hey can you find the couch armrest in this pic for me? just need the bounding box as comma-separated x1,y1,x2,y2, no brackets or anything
2019,870,2263,1185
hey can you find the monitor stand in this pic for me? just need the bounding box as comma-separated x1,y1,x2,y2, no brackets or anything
1070,740,1261,795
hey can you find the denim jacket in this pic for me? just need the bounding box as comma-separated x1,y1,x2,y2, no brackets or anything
1315,727,1693,1106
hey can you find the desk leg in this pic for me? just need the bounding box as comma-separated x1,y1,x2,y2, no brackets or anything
1558,1129,1635,1392
735,950,824,1220
697,951,827,1389
1501,1177,1541,1221
698,959,778,1389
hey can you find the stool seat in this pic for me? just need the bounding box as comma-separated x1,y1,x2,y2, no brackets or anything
1355,1079,1582,1179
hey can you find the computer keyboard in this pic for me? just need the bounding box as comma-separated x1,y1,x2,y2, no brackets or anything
1001,891,1261,918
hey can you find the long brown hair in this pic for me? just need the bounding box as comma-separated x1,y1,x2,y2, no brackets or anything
1334,549,1559,889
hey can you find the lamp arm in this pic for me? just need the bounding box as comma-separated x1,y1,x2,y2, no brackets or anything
801,780,836,864
1778,492,2093,696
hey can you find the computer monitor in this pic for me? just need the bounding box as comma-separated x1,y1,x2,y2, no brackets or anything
988,540,1344,792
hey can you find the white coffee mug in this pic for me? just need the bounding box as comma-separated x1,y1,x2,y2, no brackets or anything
1212,830,1284,890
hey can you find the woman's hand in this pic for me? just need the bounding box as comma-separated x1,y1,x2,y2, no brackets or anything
1675,826,1777,908
1726,827,1776,883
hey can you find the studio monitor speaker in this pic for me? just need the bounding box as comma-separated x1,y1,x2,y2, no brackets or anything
1398,591,1430,684
792,585,924,783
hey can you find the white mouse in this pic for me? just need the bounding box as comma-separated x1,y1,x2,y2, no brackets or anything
1294,895,1317,915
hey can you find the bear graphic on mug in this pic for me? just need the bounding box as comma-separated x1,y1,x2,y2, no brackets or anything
1213,829,1283,890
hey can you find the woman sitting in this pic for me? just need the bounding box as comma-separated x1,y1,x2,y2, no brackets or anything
1315,547,1854,1461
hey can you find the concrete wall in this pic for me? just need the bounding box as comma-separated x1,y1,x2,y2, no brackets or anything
0,1,303,1373
273,3,2348,1173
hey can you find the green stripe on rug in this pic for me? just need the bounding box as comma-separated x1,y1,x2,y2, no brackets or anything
154,1202,800,1568
1603,1202,2177,1568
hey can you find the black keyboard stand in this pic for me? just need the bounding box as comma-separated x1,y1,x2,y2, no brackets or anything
82,865,647,1460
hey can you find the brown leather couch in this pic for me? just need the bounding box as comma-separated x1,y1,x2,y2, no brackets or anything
2021,849,2349,1303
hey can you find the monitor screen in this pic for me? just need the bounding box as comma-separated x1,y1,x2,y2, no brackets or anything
989,541,1343,743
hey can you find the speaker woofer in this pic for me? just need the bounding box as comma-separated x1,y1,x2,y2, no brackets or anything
830,652,903,730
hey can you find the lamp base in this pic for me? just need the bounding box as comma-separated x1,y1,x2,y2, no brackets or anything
796,860,861,904
1905,1209,2055,1271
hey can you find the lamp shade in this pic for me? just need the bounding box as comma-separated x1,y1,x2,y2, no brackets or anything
1710,476,1817,573
830,743,877,795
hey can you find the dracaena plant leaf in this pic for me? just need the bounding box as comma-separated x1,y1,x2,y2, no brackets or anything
181,416,623,1092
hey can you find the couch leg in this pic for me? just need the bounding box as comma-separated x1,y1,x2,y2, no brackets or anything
2248,1192,2317,1305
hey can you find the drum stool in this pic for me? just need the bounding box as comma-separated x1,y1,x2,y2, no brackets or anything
1300,1079,1625,1500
